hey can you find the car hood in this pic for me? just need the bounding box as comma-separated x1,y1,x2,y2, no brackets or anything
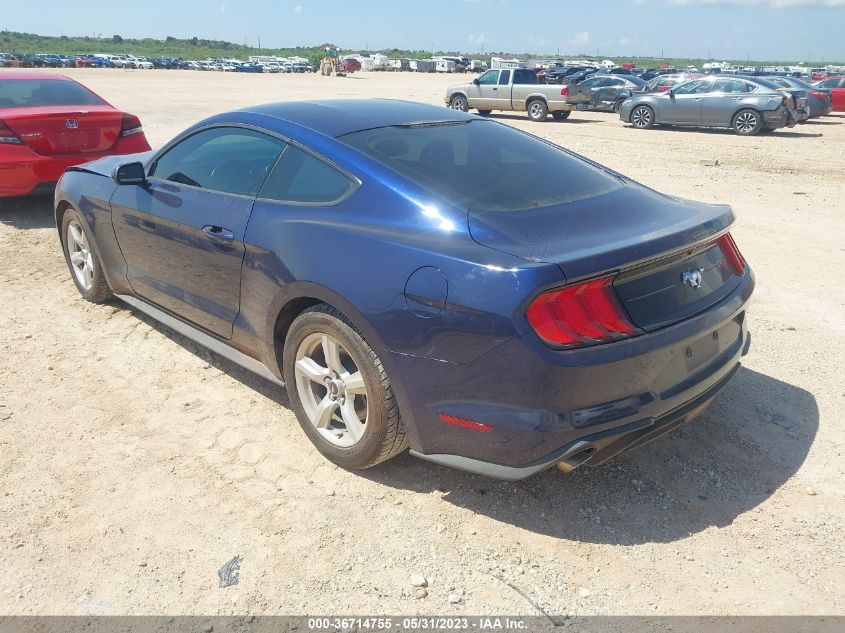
67,150,155,178
467,181,734,280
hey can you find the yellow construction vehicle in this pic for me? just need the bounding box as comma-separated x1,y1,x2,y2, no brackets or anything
320,46,342,76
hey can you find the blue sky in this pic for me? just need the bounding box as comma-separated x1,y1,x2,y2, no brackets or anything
3,0,844,61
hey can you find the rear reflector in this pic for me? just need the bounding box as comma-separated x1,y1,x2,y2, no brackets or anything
437,413,493,433
718,233,746,275
0,120,23,145
526,275,638,348
120,113,143,138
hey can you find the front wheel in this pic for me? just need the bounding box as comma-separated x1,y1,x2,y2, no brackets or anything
630,105,655,129
61,208,112,303
449,95,469,112
476,109,492,116
527,99,549,122
733,109,762,136
283,304,408,469
552,110,571,121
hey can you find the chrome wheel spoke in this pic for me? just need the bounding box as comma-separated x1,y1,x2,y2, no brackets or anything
296,356,330,384
70,251,85,266
339,400,364,443
343,371,365,395
321,334,343,374
313,396,338,429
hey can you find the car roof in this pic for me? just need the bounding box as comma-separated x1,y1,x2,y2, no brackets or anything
0,72,69,81
240,99,475,138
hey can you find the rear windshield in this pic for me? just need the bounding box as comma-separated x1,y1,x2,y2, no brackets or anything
340,120,621,212
0,79,106,108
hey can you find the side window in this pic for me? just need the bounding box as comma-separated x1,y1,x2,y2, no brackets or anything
712,79,743,93
498,70,511,85
580,77,600,88
673,80,710,94
477,70,498,85
259,145,355,205
151,127,285,197
512,69,536,85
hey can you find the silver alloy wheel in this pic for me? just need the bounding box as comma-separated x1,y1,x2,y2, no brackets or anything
528,101,545,119
735,111,758,134
631,106,652,128
450,96,468,111
294,332,368,448
66,220,94,290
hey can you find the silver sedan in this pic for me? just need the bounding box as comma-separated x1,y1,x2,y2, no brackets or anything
618,76,806,136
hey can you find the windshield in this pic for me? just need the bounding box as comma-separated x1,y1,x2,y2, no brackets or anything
0,79,106,108
340,120,622,212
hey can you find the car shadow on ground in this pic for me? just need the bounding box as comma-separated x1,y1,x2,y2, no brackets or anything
622,124,824,139
362,366,818,545
485,113,600,124
0,195,54,230
116,302,818,546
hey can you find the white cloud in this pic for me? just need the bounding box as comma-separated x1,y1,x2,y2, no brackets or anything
569,31,590,47
528,35,548,47
293,4,303,13
467,33,487,46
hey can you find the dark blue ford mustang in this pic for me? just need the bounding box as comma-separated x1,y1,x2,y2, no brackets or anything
54,99,754,479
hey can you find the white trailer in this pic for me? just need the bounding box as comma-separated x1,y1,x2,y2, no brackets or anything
435,59,456,73
490,57,525,70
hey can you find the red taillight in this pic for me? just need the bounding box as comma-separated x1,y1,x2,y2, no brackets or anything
560,85,569,96
0,120,23,145
718,233,746,275
120,114,143,138
526,275,638,348
437,413,493,433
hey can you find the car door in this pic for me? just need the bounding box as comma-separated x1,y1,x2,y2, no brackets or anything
701,78,754,126
496,69,512,108
660,78,710,123
467,70,500,109
110,126,286,339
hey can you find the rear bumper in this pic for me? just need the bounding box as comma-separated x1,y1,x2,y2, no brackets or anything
389,269,754,479
0,135,150,197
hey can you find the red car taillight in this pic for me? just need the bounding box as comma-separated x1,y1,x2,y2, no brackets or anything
526,275,638,348
718,233,746,275
0,120,23,145
120,114,144,138
560,85,569,96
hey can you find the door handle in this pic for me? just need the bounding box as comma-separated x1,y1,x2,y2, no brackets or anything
202,225,234,245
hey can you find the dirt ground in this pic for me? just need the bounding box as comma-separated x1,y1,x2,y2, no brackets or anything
0,68,843,617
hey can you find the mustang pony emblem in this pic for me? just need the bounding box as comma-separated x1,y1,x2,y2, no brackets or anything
682,268,704,289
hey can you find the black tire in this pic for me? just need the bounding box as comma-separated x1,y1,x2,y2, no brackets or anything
449,94,469,112
61,208,112,303
552,110,571,121
282,304,408,469
476,109,492,116
733,109,762,136
630,105,655,129
527,98,549,122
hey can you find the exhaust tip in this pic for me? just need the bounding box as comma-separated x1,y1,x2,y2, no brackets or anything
555,446,596,473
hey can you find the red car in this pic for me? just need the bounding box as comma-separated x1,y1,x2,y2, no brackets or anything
0,72,150,197
338,58,362,74
815,76,845,112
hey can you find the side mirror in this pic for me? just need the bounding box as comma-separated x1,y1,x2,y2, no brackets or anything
114,161,146,185
472,78,479,85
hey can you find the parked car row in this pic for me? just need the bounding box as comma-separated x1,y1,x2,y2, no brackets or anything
447,67,841,133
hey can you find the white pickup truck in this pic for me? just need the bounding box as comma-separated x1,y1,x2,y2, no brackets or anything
445,68,591,122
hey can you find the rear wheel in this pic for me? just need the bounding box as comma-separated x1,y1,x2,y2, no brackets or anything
61,208,112,304
733,109,762,136
552,110,571,121
527,99,549,122
283,304,408,469
476,109,492,116
630,105,655,129
449,95,469,112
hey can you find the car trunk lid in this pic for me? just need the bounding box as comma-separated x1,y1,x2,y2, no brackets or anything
467,183,740,332
1,106,123,155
